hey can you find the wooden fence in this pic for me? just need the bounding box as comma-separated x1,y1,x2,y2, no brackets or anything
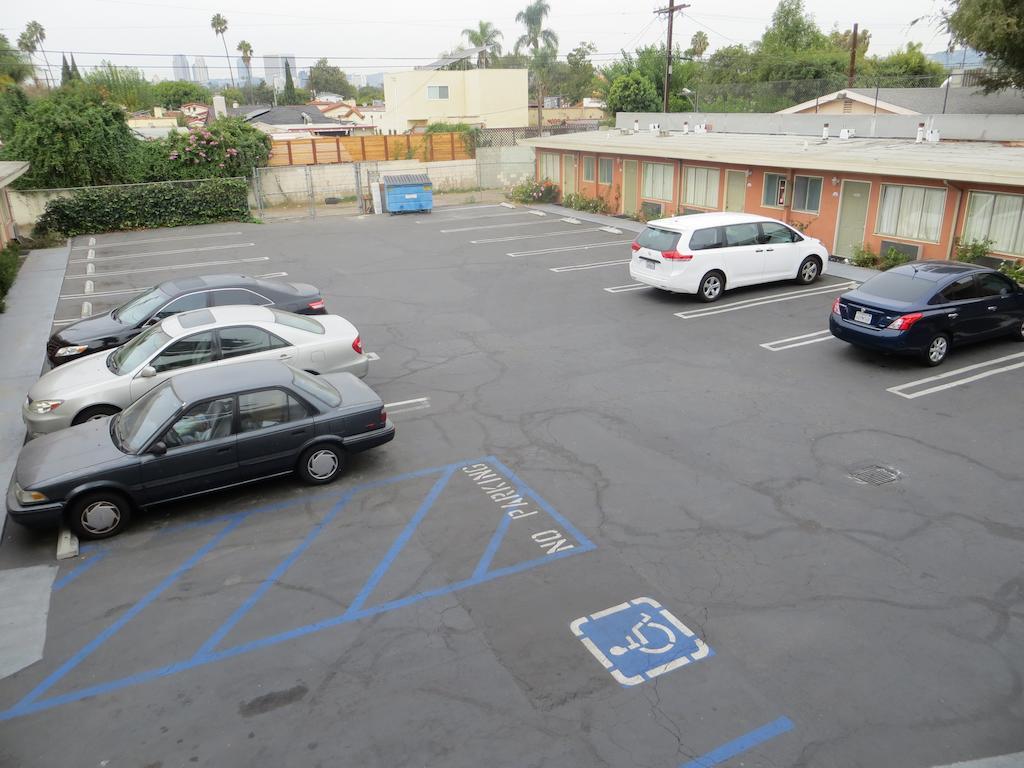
268,132,473,167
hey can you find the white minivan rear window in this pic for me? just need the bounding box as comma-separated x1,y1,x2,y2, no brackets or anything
636,227,680,252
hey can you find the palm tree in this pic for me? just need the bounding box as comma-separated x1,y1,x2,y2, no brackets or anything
462,21,503,68
210,14,235,88
237,40,253,102
1,33,33,86
16,30,39,88
687,31,709,59
514,0,558,129
20,21,52,88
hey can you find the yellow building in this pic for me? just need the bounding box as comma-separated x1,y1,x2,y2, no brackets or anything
380,69,529,133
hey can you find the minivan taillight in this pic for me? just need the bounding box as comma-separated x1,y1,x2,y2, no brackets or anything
307,299,325,311
352,336,363,354
631,242,641,251
662,250,693,261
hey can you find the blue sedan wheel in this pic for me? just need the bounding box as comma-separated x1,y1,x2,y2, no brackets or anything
68,491,131,540
297,445,345,485
923,333,950,366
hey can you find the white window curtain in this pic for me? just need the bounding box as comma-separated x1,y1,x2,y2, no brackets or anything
877,185,946,242
642,162,674,201
684,166,719,208
540,153,560,182
964,192,1024,255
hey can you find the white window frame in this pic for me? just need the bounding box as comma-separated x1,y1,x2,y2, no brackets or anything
426,85,449,100
962,190,1024,257
792,175,823,214
582,155,596,183
682,165,720,210
598,157,613,185
875,183,947,244
539,152,560,182
762,173,787,209
642,161,675,203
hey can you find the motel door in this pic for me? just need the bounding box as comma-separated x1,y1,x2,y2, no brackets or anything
562,156,578,197
622,160,638,217
725,170,746,212
835,181,871,259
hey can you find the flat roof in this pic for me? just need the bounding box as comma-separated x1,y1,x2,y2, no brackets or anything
0,161,29,189
522,130,1024,187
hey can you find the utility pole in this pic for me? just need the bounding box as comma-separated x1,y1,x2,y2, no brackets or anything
655,1,691,113
847,23,859,87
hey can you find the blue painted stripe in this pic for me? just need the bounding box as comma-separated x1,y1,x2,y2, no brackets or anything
679,717,794,768
343,465,457,617
472,512,512,579
52,549,110,592
7,513,248,714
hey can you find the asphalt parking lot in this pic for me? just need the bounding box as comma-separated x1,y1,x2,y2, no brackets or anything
1,206,1022,768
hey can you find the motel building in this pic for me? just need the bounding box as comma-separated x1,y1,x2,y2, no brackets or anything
523,113,1024,266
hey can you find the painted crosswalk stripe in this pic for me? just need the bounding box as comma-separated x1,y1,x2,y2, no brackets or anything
509,240,633,257
760,329,834,351
675,282,855,319
550,259,631,273
887,351,1024,399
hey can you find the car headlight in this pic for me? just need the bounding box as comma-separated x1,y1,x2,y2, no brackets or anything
55,345,89,357
27,399,63,414
15,485,48,505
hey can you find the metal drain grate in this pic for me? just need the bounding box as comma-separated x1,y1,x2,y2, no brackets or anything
850,465,900,485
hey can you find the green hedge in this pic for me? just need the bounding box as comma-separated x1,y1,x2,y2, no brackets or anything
0,241,25,313
37,177,251,237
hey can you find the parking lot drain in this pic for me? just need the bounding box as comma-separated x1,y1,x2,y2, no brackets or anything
850,465,900,485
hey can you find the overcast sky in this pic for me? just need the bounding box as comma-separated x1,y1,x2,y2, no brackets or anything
4,0,952,82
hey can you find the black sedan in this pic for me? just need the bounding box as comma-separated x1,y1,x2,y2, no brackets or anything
6,360,394,539
47,274,327,366
830,261,1024,366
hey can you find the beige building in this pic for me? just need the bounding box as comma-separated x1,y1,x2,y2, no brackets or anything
380,70,528,133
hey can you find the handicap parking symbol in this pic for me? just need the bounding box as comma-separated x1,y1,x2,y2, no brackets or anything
570,597,712,686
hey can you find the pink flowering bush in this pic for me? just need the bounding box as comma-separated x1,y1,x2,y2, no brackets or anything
507,178,559,204
136,117,270,181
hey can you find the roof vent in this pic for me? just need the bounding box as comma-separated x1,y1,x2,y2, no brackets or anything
822,122,830,141
916,122,925,143
658,130,671,137
694,123,708,134
926,129,940,143
648,122,660,133
682,121,689,134
840,128,856,140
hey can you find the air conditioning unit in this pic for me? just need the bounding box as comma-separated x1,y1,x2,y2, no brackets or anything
640,201,664,219
880,240,920,262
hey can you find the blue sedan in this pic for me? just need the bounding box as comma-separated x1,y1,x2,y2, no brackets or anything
830,261,1024,366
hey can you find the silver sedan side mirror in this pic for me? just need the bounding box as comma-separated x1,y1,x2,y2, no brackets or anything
139,366,157,378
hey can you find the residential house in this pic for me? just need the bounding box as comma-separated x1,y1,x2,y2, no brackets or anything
380,69,528,133
523,116,1024,264
126,107,183,138
229,105,353,137
779,87,1024,116
179,102,212,128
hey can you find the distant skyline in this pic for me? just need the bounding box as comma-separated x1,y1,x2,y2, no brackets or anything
4,0,955,83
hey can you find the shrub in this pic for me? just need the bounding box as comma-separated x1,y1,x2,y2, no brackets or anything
37,178,251,237
955,237,993,264
507,179,559,204
999,259,1024,284
0,240,25,314
880,247,912,270
562,192,608,214
851,243,878,268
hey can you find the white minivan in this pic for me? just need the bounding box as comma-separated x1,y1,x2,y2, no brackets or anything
629,212,830,302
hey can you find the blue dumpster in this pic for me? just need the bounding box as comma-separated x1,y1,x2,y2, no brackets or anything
382,173,434,214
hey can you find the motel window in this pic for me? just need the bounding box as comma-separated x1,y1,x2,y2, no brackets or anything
426,85,449,100
963,191,1024,256
682,166,720,209
877,184,946,243
598,158,613,185
762,173,787,207
583,156,596,183
792,176,822,213
539,152,560,182
642,162,674,202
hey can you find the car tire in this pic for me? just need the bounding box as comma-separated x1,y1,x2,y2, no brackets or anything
72,405,121,426
796,256,822,285
921,333,950,366
697,271,725,303
1011,318,1024,341
297,444,345,485
67,490,132,540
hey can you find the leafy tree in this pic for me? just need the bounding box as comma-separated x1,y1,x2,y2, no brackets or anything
252,79,275,104
863,42,946,85
152,80,211,109
282,61,297,103
19,22,51,88
84,61,155,111
61,55,72,86
210,13,235,88
308,58,355,98
564,42,598,103
219,86,246,105
0,89,139,188
601,44,699,110
606,71,660,114
357,85,384,103
0,85,28,141
829,26,871,57
686,31,709,59
139,117,270,181
462,21,504,67
237,40,254,101
758,0,828,52
7,32,35,87
944,0,1024,89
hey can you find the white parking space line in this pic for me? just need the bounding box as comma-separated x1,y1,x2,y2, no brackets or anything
473,227,605,244
550,259,631,273
72,231,243,250
51,318,81,326
675,282,856,319
887,351,1024,399
384,396,431,416
760,329,834,351
604,283,648,293
64,256,269,279
509,240,634,257
60,287,150,300
440,220,563,234
419,211,538,224
70,242,254,264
